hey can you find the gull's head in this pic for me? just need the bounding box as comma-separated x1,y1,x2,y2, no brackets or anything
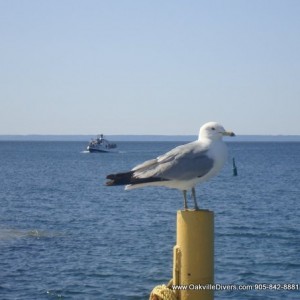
199,122,235,140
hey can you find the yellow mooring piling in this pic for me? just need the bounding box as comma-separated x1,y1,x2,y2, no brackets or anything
173,210,214,300
149,209,214,300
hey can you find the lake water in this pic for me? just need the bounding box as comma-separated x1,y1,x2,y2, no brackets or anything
0,141,299,299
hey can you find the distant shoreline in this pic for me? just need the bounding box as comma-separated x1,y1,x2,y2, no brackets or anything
0,135,299,142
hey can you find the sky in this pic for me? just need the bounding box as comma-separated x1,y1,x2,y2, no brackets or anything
1,0,300,136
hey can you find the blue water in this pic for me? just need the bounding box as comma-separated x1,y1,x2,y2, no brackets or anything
0,141,299,299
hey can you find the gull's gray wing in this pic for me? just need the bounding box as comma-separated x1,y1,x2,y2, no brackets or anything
132,141,214,180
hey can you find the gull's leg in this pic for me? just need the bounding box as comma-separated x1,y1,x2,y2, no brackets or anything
192,187,199,210
183,190,188,210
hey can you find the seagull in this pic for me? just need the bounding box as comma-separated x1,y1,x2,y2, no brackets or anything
106,122,235,210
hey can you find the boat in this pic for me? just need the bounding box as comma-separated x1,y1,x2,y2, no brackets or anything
87,134,117,153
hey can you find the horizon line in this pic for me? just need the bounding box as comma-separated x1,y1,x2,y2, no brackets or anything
0,133,299,137
0,134,299,142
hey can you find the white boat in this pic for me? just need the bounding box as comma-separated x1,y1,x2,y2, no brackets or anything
87,134,117,153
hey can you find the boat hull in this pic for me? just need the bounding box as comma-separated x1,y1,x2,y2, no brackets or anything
87,147,116,153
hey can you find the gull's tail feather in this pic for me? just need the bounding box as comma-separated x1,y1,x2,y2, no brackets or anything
106,172,168,187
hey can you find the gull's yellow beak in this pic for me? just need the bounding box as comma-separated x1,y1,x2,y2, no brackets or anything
222,131,235,137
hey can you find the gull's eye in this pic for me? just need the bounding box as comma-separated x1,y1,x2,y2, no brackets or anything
211,127,215,130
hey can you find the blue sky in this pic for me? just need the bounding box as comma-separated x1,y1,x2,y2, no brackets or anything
1,0,299,135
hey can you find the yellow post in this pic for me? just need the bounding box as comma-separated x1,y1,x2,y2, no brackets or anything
173,210,214,300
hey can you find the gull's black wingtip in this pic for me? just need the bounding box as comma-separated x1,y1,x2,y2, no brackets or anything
105,180,115,186
105,171,134,186
105,174,115,186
